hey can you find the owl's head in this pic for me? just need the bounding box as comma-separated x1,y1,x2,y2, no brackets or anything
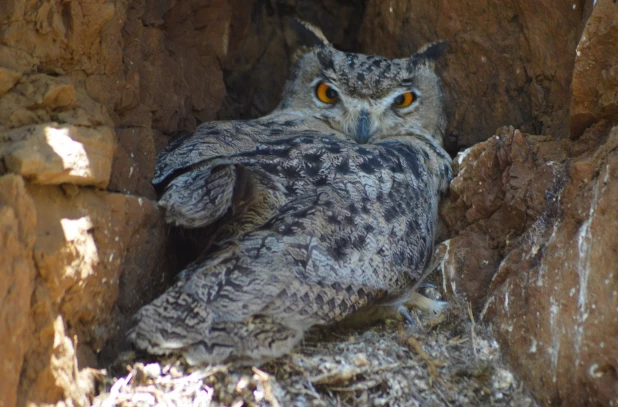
277,21,447,145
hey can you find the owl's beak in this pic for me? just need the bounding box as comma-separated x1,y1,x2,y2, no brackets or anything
354,110,371,144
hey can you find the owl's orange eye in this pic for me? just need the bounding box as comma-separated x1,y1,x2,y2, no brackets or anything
393,92,415,108
316,82,339,104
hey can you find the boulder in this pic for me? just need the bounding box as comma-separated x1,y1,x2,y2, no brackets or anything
440,123,618,405
2,124,115,187
0,174,168,406
481,124,618,405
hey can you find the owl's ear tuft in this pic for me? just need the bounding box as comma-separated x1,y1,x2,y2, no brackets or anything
292,19,330,48
414,41,448,61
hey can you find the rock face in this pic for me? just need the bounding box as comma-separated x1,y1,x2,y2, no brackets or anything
1,0,617,406
359,0,593,155
431,1,618,405
570,0,618,138
0,176,37,407
440,123,618,405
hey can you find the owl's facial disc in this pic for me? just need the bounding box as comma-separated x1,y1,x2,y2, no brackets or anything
311,77,424,144
278,43,445,145
313,80,375,143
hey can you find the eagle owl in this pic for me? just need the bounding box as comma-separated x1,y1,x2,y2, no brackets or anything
128,22,452,365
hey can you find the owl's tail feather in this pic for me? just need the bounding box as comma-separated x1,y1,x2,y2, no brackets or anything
182,315,305,366
127,283,215,356
128,254,305,365
158,163,256,228
129,285,304,365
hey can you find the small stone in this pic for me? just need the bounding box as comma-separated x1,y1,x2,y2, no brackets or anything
353,353,369,366
142,363,161,379
2,124,115,187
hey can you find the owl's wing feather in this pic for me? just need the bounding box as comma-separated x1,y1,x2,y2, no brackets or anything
129,192,393,363
158,163,235,228
153,114,344,185
155,115,347,228
131,135,445,364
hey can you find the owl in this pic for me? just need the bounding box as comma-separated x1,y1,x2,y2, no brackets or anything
128,22,452,366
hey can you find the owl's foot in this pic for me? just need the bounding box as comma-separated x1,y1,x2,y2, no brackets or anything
398,305,423,334
398,292,448,333
407,292,448,315
397,305,418,326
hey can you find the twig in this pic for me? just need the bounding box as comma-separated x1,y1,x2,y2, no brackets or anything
467,302,479,359
328,379,381,392
406,335,446,387
253,367,281,407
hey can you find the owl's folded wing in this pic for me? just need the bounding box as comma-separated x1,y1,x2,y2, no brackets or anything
158,160,258,228
153,115,336,228
153,113,329,185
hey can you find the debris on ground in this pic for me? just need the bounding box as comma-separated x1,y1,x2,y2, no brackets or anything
93,297,537,407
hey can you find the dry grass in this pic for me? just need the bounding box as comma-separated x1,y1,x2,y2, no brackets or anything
93,296,537,407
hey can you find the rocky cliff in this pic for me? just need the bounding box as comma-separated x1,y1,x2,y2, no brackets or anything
1,0,616,406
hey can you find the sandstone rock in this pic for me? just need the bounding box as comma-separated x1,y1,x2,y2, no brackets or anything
162,0,230,123
0,0,253,403
0,45,36,75
13,183,167,406
1,124,115,187
218,0,365,120
0,176,167,407
570,0,618,138
414,1,618,405
437,232,501,312
0,66,21,98
0,74,114,131
359,0,593,153
0,0,116,76
482,125,618,405
0,175,37,407
438,123,618,405
439,127,567,309
108,127,157,199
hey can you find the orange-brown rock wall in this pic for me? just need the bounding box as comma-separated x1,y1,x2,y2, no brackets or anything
360,0,593,154
440,122,618,405
0,0,230,405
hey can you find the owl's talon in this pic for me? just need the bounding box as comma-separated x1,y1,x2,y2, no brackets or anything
398,305,414,325
398,305,424,335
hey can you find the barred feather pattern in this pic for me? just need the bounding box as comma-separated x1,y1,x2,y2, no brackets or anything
129,115,452,365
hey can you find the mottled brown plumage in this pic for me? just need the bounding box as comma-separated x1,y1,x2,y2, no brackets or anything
128,22,452,365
